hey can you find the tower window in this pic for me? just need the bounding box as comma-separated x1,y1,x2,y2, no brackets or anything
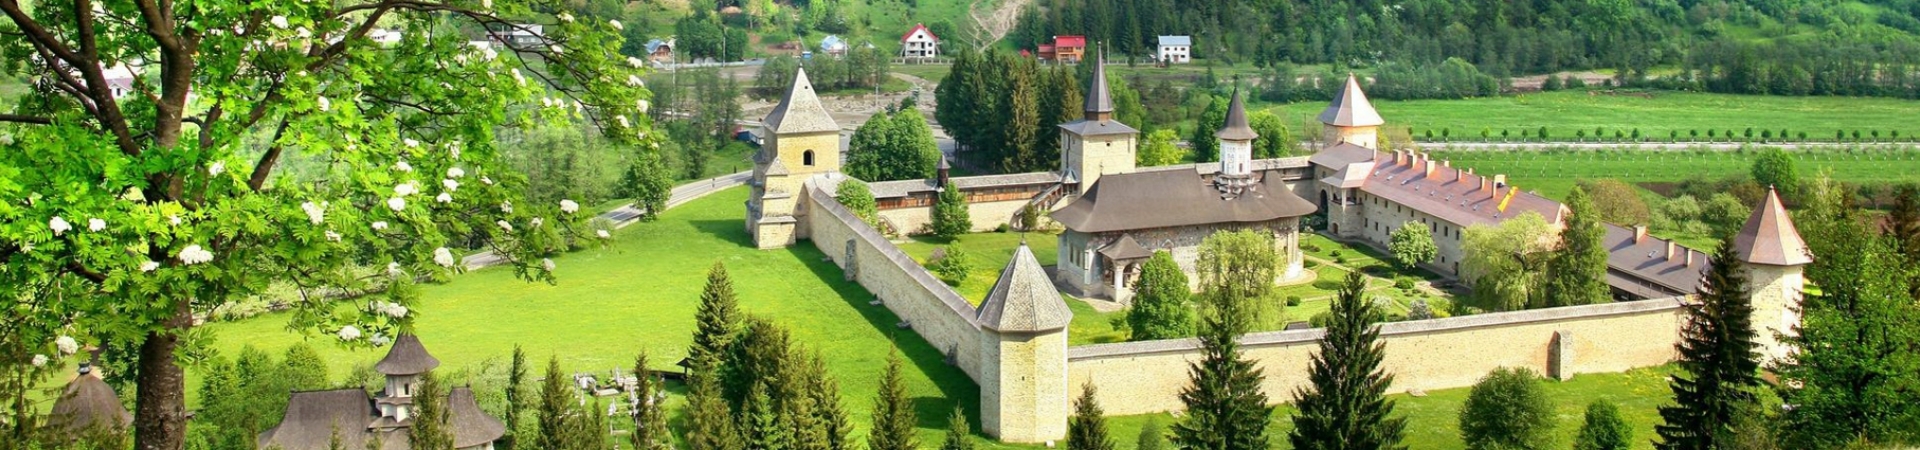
803,150,816,166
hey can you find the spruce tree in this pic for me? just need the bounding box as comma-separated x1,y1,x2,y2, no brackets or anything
868,353,917,450
630,352,671,450
1136,417,1166,450
1171,298,1272,450
1289,271,1407,450
537,356,573,450
686,356,745,450
409,372,455,450
1655,236,1762,450
999,55,1045,173
783,350,828,450
939,407,975,450
724,316,793,409
1128,251,1195,341
932,183,972,238
802,350,852,450
1547,186,1611,306
1575,400,1631,450
1067,384,1115,450
282,343,330,390
691,262,743,371
743,382,791,450
504,345,528,450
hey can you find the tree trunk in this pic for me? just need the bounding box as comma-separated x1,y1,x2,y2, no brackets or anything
133,305,191,450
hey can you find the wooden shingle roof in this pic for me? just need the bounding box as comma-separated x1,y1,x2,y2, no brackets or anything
1318,74,1384,127
375,334,440,376
976,244,1072,333
763,68,840,135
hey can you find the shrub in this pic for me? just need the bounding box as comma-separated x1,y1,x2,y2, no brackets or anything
1312,279,1342,290
1406,299,1434,320
929,245,973,286
994,223,1010,233
1393,278,1415,290
1285,296,1302,307
1574,400,1631,450
1459,367,1556,450
1308,311,1333,328
1329,250,1343,258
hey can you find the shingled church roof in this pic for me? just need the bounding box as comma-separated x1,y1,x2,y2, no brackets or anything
46,365,131,436
1318,74,1384,127
763,68,840,135
449,387,508,448
976,243,1072,333
1084,50,1113,114
1216,89,1258,141
1097,234,1153,261
1733,187,1813,266
375,334,440,376
1051,168,1317,233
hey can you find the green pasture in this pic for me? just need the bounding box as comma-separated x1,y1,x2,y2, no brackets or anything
1265,90,1920,141
1427,147,1920,200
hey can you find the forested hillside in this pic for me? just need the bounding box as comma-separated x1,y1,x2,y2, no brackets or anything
1008,0,1920,97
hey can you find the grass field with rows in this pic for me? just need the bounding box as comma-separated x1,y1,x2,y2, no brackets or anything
1426,146,1920,201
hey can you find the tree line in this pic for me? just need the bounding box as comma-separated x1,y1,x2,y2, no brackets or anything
935,49,1088,173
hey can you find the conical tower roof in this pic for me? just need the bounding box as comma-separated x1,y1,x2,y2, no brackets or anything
1084,49,1114,115
975,243,1072,333
1318,74,1384,127
46,365,131,435
374,333,441,376
1215,89,1258,141
764,68,840,134
1733,187,1813,266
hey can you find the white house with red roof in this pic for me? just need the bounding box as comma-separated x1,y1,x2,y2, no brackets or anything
901,23,940,61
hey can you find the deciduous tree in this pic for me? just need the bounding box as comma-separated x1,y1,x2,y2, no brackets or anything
1750,149,1798,201
621,149,675,222
1138,130,1185,167
1196,230,1279,329
1461,212,1554,312
1128,251,1195,341
1388,223,1437,271
835,180,879,227
1458,368,1555,450
1289,272,1407,450
1546,186,1610,307
1575,400,1631,450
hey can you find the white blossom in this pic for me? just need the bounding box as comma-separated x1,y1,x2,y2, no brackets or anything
597,229,611,239
139,260,160,272
337,325,362,341
55,336,78,355
384,304,409,318
447,167,466,178
557,12,574,22
481,0,491,9
627,57,644,68
302,201,326,225
436,192,453,203
609,19,623,30
323,229,342,242
296,27,312,38
369,334,392,346
209,161,225,175
372,221,389,231
559,199,580,214
87,218,105,232
500,201,513,213
403,138,420,148
394,182,418,197
637,99,650,113
433,247,456,267
481,47,498,61
387,197,406,211
387,261,404,276
169,215,181,226
482,176,495,185
30,355,46,367
317,96,331,112
511,68,527,86
178,245,214,265
497,220,513,232
615,115,630,128
49,216,71,236
550,44,564,54
394,160,413,172
450,145,463,159
530,217,544,228
271,15,289,29
542,258,556,271
627,74,643,87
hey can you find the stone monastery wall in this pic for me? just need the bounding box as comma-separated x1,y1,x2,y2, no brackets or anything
1067,298,1687,416
803,180,990,382
877,198,1033,235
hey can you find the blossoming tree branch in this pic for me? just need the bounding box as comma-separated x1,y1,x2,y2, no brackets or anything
0,0,653,448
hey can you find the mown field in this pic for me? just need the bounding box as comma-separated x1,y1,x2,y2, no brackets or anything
1265,90,1920,142
1427,147,1920,201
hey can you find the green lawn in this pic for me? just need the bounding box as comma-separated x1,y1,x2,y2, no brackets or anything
194,186,1029,449
1427,147,1920,200
1264,90,1920,141
1103,365,1681,450
897,232,1059,302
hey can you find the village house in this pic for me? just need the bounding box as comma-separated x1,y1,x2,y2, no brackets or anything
819,35,849,58
257,334,506,450
1155,35,1191,64
491,24,543,48
645,38,675,64
901,24,940,61
1049,35,1086,63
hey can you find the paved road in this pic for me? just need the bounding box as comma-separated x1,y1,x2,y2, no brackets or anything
462,171,752,269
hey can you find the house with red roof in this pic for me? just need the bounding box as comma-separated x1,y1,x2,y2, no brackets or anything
901,23,940,61
1052,35,1086,63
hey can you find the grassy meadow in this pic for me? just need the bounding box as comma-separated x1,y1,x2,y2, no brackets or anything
1265,90,1920,141
1426,147,1920,201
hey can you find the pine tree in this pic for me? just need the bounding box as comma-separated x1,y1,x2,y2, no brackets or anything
783,349,828,450
939,407,975,450
999,55,1045,173
630,352,672,450
687,356,746,450
282,343,330,390
803,350,852,450
410,372,455,450
931,182,972,238
724,316,793,411
537,357,574,450
1128,251,1194,341
1546,186,1611,306
1170,300,1272,450
691,262,743,371
743,382,791,450
504,345,528,450
567,399,609,450
1067,384,1115,450
1655,237,1762,450
1289,271,1407,450
1575,400,1631,450
868,353,917,450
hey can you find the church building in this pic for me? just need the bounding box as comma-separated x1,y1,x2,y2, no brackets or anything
1050,56,1317,302
258,334,505,450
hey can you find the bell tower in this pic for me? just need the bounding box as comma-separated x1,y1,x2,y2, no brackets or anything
1058,50,1138,196
1730,187,1812,362
749,68,841,249
1214,88,1258,197
1319,74,1384,149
